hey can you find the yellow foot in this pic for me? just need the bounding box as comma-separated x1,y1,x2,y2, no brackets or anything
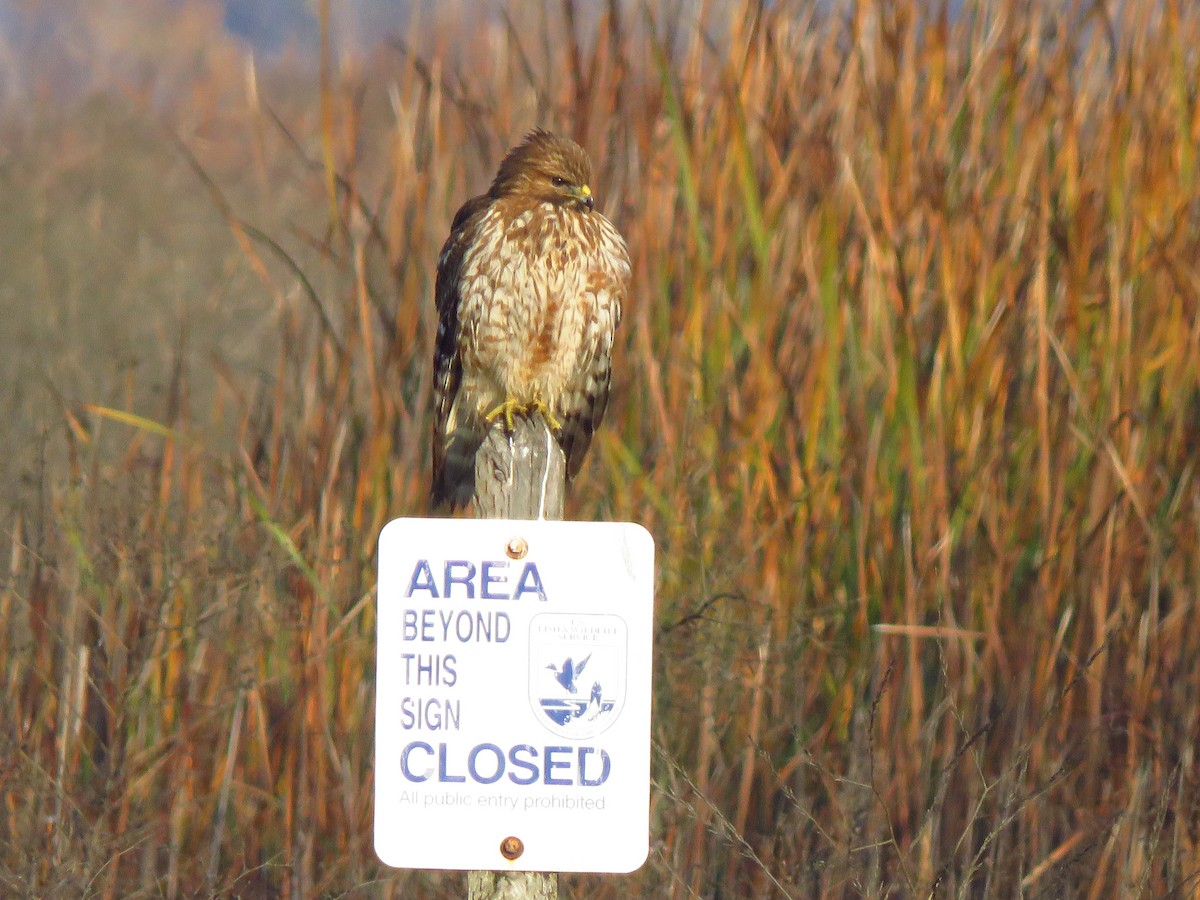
482,398,562,433
484,398,526,433
529,400,562,432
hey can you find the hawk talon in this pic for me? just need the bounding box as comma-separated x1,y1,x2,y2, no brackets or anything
484,399,526,434
530,401,562,433
483,399,562,434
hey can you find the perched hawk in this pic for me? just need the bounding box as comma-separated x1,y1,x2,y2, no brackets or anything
431,130,630,508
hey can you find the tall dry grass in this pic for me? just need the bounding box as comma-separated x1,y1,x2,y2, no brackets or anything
2,0,1200,896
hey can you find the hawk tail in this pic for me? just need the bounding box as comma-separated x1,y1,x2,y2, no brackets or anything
430,427,484,510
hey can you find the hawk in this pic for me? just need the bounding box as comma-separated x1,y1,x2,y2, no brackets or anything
431,130,630,508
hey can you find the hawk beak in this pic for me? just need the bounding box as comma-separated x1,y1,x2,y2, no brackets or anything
579,184,594,210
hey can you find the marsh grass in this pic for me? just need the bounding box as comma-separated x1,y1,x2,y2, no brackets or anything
2,0,1200,896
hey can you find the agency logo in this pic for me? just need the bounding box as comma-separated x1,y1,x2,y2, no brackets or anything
529,613,627,739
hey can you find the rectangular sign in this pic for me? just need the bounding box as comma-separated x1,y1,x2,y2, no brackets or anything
374,518,654,873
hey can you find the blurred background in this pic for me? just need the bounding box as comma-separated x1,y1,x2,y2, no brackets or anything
2,1,1199,897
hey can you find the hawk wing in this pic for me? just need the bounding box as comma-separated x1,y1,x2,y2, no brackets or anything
431,194,491,509
556,238,628,480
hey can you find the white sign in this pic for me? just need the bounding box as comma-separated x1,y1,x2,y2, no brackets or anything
374,518,654,873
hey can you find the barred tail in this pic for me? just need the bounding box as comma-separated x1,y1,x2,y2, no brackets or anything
431,426,485,510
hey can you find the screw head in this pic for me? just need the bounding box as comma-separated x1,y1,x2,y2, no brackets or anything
505,536,528,560
500,835,524,860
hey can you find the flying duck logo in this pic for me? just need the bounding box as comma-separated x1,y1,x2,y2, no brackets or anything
529,613,627,739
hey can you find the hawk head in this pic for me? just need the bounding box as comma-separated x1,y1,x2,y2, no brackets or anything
490,129,595,211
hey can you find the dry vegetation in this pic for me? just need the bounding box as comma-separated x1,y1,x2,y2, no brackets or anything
2,0,1200,896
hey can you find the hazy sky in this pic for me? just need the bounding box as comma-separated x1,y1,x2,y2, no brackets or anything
222,0,416,52
0,0,415,54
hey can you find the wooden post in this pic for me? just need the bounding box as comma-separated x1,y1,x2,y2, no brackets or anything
472,415,565,521
467,414,562,900
467,871,558,900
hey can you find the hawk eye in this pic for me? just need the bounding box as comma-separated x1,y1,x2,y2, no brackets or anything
552,176,568,187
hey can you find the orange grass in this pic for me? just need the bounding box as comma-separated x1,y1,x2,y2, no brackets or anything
2,0,1200,896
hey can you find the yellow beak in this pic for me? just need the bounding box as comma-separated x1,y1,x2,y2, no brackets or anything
578,184,594,210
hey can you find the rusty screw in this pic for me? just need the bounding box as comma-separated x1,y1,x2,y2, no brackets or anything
500,836,524,860
505,536,528,560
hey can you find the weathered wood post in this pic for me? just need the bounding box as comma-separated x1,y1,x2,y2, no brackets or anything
466,414,563,900
472,416,565,522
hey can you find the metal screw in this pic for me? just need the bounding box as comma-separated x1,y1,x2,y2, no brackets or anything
500,836,524,860
505,536,528,560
